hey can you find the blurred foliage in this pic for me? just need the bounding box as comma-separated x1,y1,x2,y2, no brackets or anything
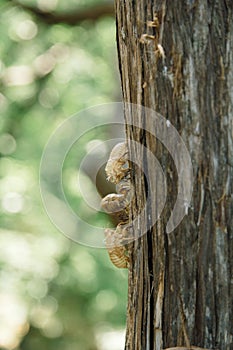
0,1,127,349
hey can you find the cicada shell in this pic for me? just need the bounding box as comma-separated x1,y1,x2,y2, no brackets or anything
102,142,132,269
108,247,129,268
105,142,129,184
101,193,129,223
104,228,129,269
116,178,133,203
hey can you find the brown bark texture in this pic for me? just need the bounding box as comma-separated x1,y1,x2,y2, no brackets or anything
115,1,233,349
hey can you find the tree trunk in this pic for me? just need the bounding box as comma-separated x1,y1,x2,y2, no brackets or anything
115,1,233,349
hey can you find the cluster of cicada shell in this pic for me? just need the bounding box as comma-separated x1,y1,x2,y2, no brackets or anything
101,142,132,268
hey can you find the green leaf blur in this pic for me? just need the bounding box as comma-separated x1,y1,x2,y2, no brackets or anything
0,1,127,349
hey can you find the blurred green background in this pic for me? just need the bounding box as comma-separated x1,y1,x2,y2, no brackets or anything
0,0,128,349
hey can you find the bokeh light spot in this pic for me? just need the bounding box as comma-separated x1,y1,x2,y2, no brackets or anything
0,133,16,155
16,19,38,40
2,192,24,213
37,0,58,12
34,53,56,76
95,290,117,311
39,88,59,108
3,66,34,86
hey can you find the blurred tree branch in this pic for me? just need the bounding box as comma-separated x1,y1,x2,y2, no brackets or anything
11,0,114,25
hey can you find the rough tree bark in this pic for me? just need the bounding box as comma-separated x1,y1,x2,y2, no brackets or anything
115,1,233,349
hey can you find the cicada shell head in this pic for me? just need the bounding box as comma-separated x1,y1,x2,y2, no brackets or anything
105,142,129,184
